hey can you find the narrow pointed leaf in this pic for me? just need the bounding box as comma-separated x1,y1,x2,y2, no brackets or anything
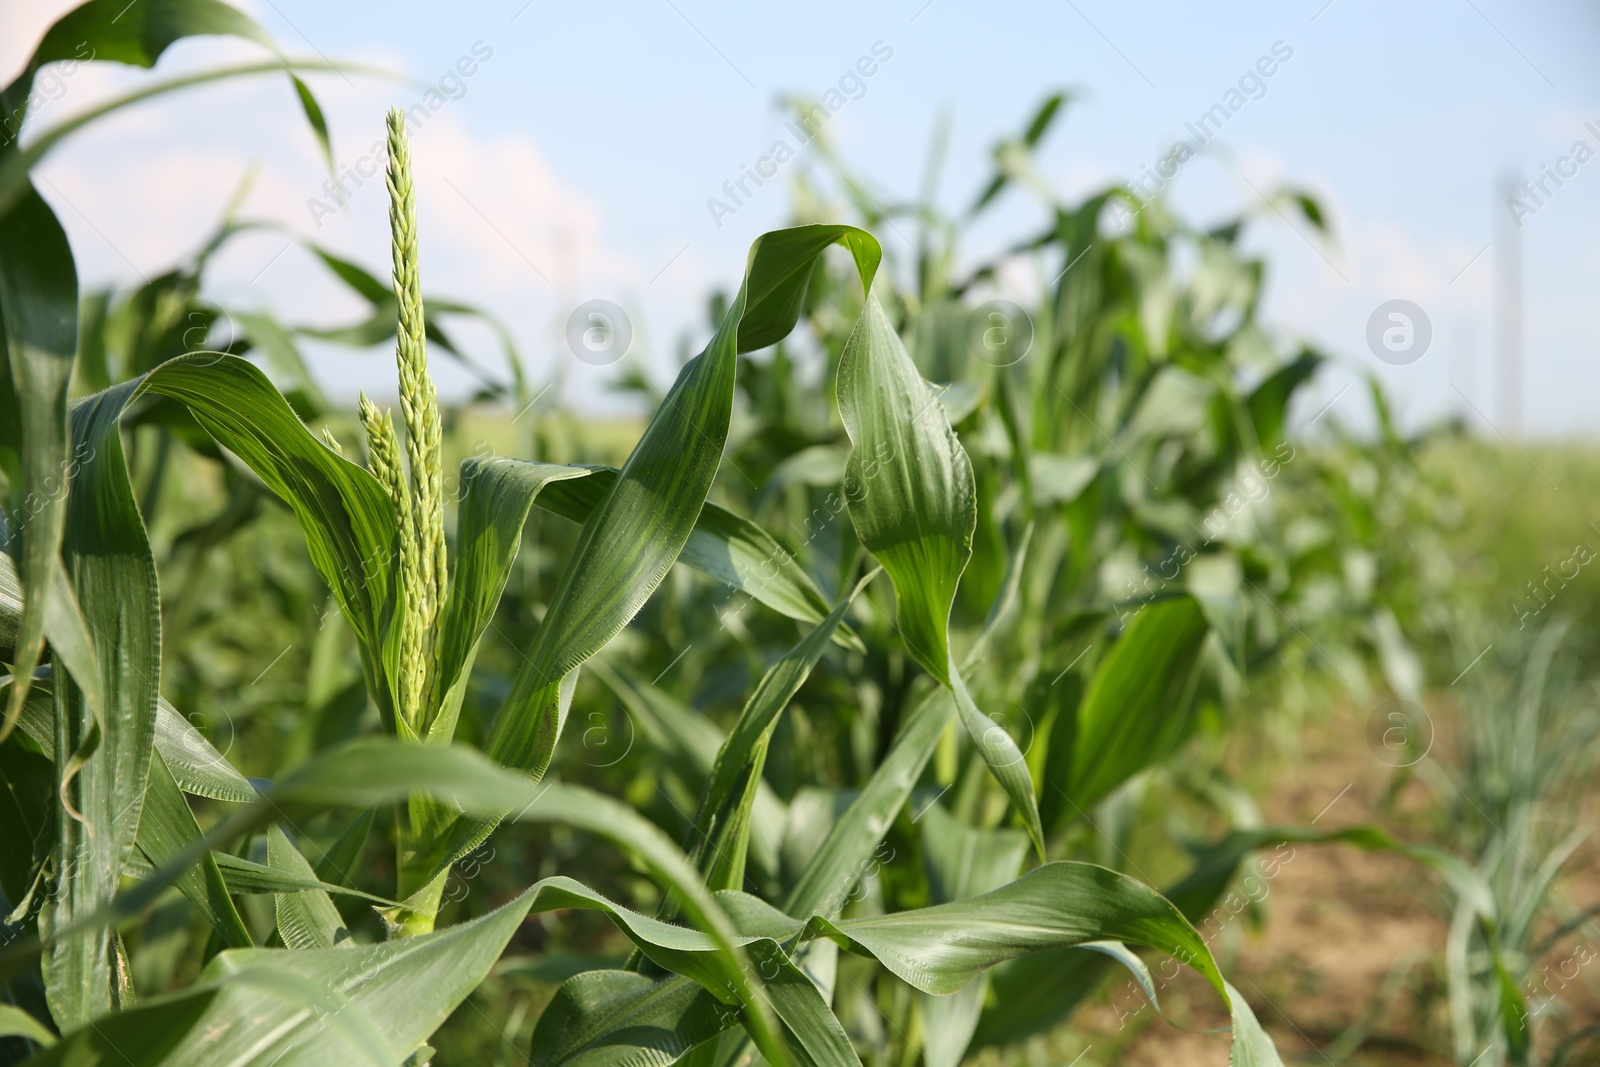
0,1003,55,1048
916,805,1029,1067
0,183,76,740
806,862,1283,1066
687,575,871,896
430,457,591,742
136,752,253,949
46,354,400,727
209,852,397,907
835,294,1043,855
535,470,863,652
18,988,217,1067
152,698,256,803
1060,595,1209,813
44,378,163,1029
785,688,951,918
528,970,726,1066
267,824,350,949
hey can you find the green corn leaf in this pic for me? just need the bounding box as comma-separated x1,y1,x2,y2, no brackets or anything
805,862,1283,1066
18,987,218,1067
162,893,535,1066
835,294,1043,857
135,355,399,712
687,572,873,896
0,183,77,742
43,378,164,1030
528,970,727,1066
13,352,397,1029
535,470,863,652
8,678,255,806
267,824,349,950
973,823,1474,1048
4,0,271,102
208,852,398,907
785,687,951,918
429,457,592,743
813,862,1210,993
0,0,346,220
542,861,1284,1067
1056,594,1209,816
151,698,256,804
916,805,1029,1067
835,296,968,683
7,678,253,951
135,751,253,949
53,354,401,725
0,1004,55,1049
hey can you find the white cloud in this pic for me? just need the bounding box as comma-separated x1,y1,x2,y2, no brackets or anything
13,24,664,409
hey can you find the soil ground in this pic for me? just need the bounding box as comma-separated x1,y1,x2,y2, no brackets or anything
980,698,1600,1066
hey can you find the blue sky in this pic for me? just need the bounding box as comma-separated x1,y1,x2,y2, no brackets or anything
4,0,1599,434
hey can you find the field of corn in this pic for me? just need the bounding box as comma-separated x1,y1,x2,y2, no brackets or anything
1,4,1598,1066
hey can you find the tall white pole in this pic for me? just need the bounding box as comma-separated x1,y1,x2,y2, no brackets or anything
1495,174,1523,435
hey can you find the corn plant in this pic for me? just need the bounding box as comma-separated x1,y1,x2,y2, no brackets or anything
1413,619,1600,1067
529,94,1486,1063
0,5,1311,1064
